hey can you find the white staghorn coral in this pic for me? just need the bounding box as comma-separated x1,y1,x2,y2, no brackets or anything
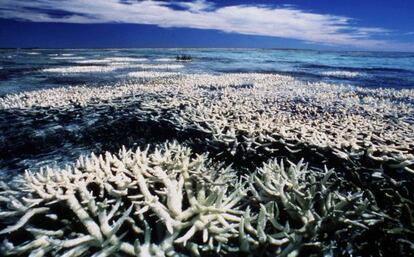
138,74,414,174
0,73,412,174
0,142,379,256
242,159,379,256
0,142,246,256
1,72,413,174
0,71,412,256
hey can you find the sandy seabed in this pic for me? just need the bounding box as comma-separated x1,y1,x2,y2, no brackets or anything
0,72,413,256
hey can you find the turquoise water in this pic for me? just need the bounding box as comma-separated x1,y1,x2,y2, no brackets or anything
1,48,413,95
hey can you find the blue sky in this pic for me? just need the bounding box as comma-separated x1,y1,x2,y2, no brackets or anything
0,0,413,51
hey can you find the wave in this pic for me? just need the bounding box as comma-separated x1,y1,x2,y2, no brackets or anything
154,58,176,62
74,59,110,64
214,69,323,80
41,62,184,75
105,57,148,62
51,56,86,60
43,66,119,73
25,52,40,55
127,71,181,78
302,63,411,73
126,63,184,70
0,67,41,80
320,70,366,78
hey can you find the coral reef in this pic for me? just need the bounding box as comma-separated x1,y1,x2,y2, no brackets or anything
0,142,384,256
142,74,414,175
0,142,242,256
0,72,413,256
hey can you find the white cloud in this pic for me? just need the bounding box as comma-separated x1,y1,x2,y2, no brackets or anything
0,0,412,50
173,0,213,12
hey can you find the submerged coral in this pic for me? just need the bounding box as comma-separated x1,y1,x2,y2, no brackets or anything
141,74,414,175
0,142,244,256
0,142,384,256
0,73,413,256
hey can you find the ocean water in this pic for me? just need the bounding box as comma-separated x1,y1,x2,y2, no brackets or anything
1,48,413,256
0,48,413,178
1,48,414,96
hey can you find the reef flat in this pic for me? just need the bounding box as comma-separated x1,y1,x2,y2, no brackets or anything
0,73,413,256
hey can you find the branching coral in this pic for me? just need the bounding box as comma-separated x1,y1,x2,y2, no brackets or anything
243,160,382,256
140,74,414,177
0,73,413,256
0,142,245,256
0,142,385,257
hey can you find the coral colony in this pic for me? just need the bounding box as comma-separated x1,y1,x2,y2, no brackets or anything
0,72,413,256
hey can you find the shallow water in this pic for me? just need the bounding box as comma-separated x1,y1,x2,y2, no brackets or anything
1,49,413,257
0,48,413,177
1,48,413,96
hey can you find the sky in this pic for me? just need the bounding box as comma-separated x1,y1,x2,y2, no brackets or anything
0,0,413,51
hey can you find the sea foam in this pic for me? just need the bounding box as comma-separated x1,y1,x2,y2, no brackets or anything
127,71,181,78
154,58,176,62
321,70,365,78
74,59,111,64
105,57,148,62
43,66,118,73
51,56,86,60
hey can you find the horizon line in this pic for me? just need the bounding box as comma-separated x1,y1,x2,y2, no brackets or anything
1,47,413,54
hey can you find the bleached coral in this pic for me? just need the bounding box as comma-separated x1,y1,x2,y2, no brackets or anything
0,73,412,175
0,71,412,256
0,142,246,256
0,141,381,256
243,159,379,256
139,74,414,175
0,80,163,109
